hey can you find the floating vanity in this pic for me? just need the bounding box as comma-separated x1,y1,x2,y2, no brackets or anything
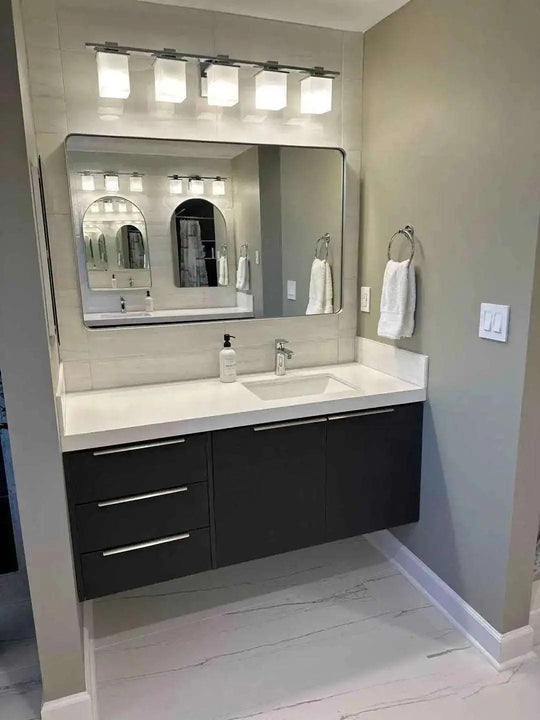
61,350,427,601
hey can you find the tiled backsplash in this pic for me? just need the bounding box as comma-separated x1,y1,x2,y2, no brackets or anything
20,0,362,391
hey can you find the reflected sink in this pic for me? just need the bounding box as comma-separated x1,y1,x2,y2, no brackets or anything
242,373,357,401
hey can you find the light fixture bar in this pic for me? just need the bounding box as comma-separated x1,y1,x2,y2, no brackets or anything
77,171,146,176
85,42,340,79
167,175,228,180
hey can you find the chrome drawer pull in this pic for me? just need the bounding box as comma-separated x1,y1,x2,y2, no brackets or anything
102,532,190,557
254,417,327,432
97,486,188,508
93,438,186,456
329,408,395,421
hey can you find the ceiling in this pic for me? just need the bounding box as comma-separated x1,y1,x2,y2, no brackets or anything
138,0,411,32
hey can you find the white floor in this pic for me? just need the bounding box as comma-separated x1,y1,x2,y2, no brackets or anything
92,537,540,720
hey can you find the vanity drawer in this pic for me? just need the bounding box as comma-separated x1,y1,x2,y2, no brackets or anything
80,527,211,600
74,481,209,553
64,433,208,505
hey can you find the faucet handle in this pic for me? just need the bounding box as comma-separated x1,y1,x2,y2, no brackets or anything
275,338,290,349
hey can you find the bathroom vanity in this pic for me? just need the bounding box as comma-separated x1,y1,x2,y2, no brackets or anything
61,359,426,600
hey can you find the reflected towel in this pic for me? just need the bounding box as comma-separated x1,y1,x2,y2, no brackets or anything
306,258,333,315
377,259,416,339
324,261,333,314
236,256,250,292
218,254,228,286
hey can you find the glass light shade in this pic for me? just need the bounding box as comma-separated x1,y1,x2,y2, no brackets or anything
104,200,114,213
255,70,287,111
212,178,226,196
154,57,187,103
81,173,95,191
189,178,205,194
96,51,130,99
206,64,239,107
129,174,143,192
169,176,184,194
104,174,119,192
118,200,128,212
90,202,100,213
300,75,333,114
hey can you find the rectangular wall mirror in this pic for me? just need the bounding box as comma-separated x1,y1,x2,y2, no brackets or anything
65,135,344,327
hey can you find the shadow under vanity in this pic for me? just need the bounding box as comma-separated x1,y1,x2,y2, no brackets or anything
64,402,423,601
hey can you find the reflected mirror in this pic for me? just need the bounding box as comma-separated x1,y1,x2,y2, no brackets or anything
66,135,343,327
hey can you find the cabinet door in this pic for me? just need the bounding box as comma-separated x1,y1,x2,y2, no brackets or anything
326,403,423,541
213,418,326,567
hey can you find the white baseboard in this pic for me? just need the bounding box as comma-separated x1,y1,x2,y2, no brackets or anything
41,692,93,720
367,530,535,670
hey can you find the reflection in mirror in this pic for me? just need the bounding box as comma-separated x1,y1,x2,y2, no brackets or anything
173,199,227,288
116,224,148,270
84,227,108,271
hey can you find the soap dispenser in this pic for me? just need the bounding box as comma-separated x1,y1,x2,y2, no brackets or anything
144,290,154,312
219,334,237,383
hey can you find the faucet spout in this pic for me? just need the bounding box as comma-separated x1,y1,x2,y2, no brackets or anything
274,339,294,376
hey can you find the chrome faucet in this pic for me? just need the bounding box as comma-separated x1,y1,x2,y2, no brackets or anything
120,296,127,313
275,339,294,376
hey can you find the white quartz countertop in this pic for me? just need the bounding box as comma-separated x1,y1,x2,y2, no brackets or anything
60,360,427,452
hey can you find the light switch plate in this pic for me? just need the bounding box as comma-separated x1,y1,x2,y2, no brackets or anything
287,280,296,300
479,303,510,342
360,286,371,313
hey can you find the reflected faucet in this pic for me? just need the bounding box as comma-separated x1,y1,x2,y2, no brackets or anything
275,339,294,376
120,296,126,313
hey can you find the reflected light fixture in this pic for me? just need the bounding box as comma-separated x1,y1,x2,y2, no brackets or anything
169,175,183,194
90,202,100,213
96,50,130,99
104,173,119,192
212,177,226,196
118,200,128,212
154,56,187,103
129,173,143,192
81,172,95,191
255,69,287,111
189,177,205,194
104,200,114,213
300,74,333,114
206,63,239,107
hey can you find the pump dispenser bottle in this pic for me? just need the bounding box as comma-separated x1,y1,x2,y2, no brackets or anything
219,334,237,383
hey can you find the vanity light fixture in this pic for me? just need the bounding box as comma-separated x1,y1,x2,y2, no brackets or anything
104,173,119,192
90,202,100,213
154,55,187,104
169,175,184,194
189,176,205,194
118,200,128,212
205,61,239,107
129,173,143,192
212,177,226,196
104,200,114,213
300,73,333,114
96,46,130,99
255,65,287,111
81,172,95,191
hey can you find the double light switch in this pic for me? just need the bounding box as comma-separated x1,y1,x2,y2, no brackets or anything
479,303,510,342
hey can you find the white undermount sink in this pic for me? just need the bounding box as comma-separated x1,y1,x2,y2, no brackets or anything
242,373,357,401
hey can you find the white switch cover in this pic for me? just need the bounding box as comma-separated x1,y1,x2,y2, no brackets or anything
360,286,371,313
479,303,509,342
287,280,296,300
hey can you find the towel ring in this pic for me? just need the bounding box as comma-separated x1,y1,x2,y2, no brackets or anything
387,225,415,262
315,233,331,261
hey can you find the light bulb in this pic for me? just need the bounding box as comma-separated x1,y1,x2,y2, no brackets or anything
189,178,204,194
90,202,100,213
169,176,183,194
154,57,187,103
96,51,130,99
104,174,119,192
81,173,95,191
104,200,114,213
118,200,128,212
206,64,239,107
300,75,333,115
129,174,143,192
255,70,287,111
212,178,226,196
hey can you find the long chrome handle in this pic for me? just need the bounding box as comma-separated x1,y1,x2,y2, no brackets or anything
97,486,188,508
93,437,186,456
254,417,327,432
328,408,395,421
102,532,190,557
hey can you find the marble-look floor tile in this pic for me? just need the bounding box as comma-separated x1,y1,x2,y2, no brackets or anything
92,538,540,720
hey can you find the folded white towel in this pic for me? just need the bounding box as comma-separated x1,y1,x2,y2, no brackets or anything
235,256,250,292
324,261,333,314
377,259,416,339
306,258,333,315
218,254,228,286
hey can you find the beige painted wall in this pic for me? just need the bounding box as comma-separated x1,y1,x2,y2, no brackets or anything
360,0,540,631
19,0,363,392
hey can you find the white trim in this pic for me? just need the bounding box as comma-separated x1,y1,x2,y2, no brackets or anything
530,607,540,645
83,601,98,720
367,530,535,670
356,337,428,388
41,692,93,720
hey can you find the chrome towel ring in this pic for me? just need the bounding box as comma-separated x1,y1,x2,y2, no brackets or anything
387,224,415,262
315,233,331,261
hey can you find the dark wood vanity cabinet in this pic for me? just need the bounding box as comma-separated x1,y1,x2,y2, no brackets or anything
212,418,327,567
64,403,423,600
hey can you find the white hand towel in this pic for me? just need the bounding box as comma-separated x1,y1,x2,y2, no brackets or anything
323,261,333,314
235,256,250,292
377,259,416,339
306,258,326,314
218,254,228,286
